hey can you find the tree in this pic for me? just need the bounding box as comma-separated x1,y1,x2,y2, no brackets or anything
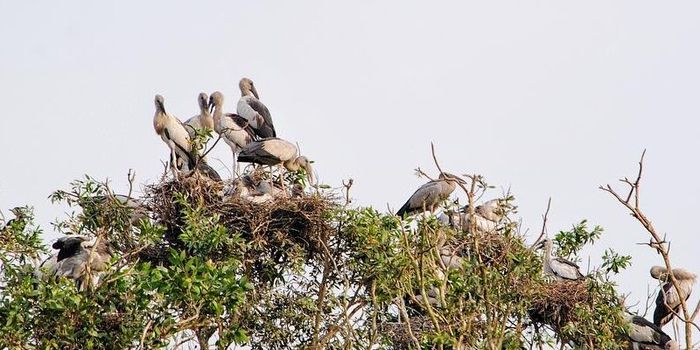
0,152,682,350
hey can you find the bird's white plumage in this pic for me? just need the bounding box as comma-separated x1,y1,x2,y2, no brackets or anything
237,96,265,129
539,239,584,281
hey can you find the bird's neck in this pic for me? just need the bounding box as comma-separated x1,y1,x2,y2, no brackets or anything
153,111,167,134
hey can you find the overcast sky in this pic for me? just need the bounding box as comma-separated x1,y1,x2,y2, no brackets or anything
1,1,698,344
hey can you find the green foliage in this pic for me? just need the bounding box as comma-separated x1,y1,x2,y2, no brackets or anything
554,219,604,260
0,176,632,349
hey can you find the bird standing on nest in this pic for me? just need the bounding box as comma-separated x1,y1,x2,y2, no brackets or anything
184,92,214,156
210,91,256,174
237,78,276,139
535,238,584,281
237,138,314,190
650,265,696,327
396,173,466,218
153,94,196,179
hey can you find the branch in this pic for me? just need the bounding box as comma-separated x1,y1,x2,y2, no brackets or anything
530,197,551,249
601,150,693,349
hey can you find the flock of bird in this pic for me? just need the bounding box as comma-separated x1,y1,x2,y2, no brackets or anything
1,77,695,349
152,77,313,188
30,78,316,290
394,172,696,350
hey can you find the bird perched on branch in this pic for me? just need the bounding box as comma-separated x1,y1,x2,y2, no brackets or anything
535,238,584,281
237,78,276,139
625,314,679,350
237,138,314,185
396,173,465,217
153,94,196,179
210,91,256,174
38,236,113,290
650,265,696,327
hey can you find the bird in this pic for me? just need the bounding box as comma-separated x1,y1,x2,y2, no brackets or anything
38,235,112,290
153,94,196,179
475,199,507,222
209,91,256,174
184,92,214,154
535,238,584,281
438,203,499,234
395,173,466,217
237,78,276,138
2,206,29,233
625,314,679,350
237,138,314,186
650,265,697,327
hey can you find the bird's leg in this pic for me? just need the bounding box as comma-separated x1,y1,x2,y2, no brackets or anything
169,151,179,181
277,166,285,194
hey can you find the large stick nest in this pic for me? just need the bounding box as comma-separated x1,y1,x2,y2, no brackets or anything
529,279,590,331
139,175,336,275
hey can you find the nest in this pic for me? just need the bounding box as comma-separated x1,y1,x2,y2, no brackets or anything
380,315,435,350
529,280,589,331
140,174,336,281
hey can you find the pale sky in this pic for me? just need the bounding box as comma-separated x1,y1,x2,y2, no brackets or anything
1,1,699,344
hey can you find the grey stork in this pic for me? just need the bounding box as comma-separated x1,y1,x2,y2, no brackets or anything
535,238,584,281
38,236,112,290
237,78,276,138
625,314,679,350
395,173,466,217
184,92,214,154
237,138,314,186
650,265,697,327
209,91,256,174
153,94,196,179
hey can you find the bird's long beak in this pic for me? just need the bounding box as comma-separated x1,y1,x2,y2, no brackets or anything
251,85,260,99
157,100,166,113
208,98,215,114
304,161,315,186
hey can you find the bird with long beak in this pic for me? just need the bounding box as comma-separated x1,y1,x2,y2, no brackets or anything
396,173,466,217
209,91,256,174
184,92,214,155
650,265,696,327
237,138,314,190
535,238,584,281
237,78,277,139
152,94,196,179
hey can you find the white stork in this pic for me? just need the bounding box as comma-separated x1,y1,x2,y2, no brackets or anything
396,173,465,217
625,314,679,350
209,91,256,174
184,92,214,154
153,95,196,179
237,138,314,186
439,210,497,234
535,238,584,281
237,78,276,139
650,265,697,327
38,236,112,290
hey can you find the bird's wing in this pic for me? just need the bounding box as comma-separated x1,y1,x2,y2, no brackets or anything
629,316,671,345
552,258,583,280
238,141,278,165
196,161,222,181
226,114,258,141
245,98,276,137
56,237,86,262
